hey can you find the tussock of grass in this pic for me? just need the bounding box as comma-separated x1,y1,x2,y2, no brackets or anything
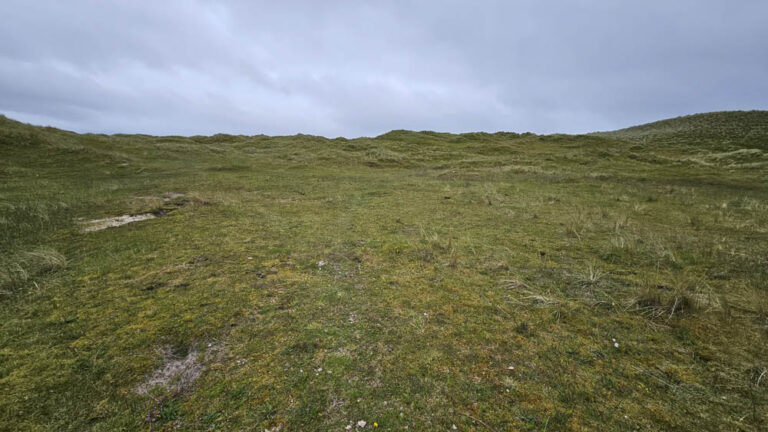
0,247,67,295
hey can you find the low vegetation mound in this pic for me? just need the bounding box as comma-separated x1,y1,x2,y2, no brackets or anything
599,110,768,149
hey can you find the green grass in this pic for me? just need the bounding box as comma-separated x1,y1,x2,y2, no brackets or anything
1,111,766,431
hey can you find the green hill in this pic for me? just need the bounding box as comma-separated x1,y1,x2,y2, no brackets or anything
598,110,768,149
1,112,766,431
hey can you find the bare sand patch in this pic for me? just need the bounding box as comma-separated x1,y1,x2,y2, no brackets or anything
81,213,157,232
136,347,202,395
80,193,190,232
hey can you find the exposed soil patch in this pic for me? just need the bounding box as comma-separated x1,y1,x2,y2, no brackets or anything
80,194,190,232
136,347,202,396
162,192,185,202
81,213,157,232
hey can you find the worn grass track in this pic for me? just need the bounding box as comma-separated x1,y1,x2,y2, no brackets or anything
1,112,767,431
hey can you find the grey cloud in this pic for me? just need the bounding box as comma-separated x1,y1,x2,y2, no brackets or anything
1,0,766,136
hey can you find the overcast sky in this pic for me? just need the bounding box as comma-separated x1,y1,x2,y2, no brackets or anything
1,1,766,137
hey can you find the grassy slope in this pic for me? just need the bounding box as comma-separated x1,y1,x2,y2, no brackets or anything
0,112,767,431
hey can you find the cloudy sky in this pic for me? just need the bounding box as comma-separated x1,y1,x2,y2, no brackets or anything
1,1,766,137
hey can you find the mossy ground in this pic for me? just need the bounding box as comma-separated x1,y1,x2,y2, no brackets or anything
1,112,767,431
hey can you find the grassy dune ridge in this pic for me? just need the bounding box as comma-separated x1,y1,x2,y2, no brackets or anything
0,112,766,431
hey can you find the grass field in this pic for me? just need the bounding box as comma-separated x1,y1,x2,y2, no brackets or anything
1,111,767,431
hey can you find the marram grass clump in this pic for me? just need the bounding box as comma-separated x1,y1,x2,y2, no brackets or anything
0,247,67,295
